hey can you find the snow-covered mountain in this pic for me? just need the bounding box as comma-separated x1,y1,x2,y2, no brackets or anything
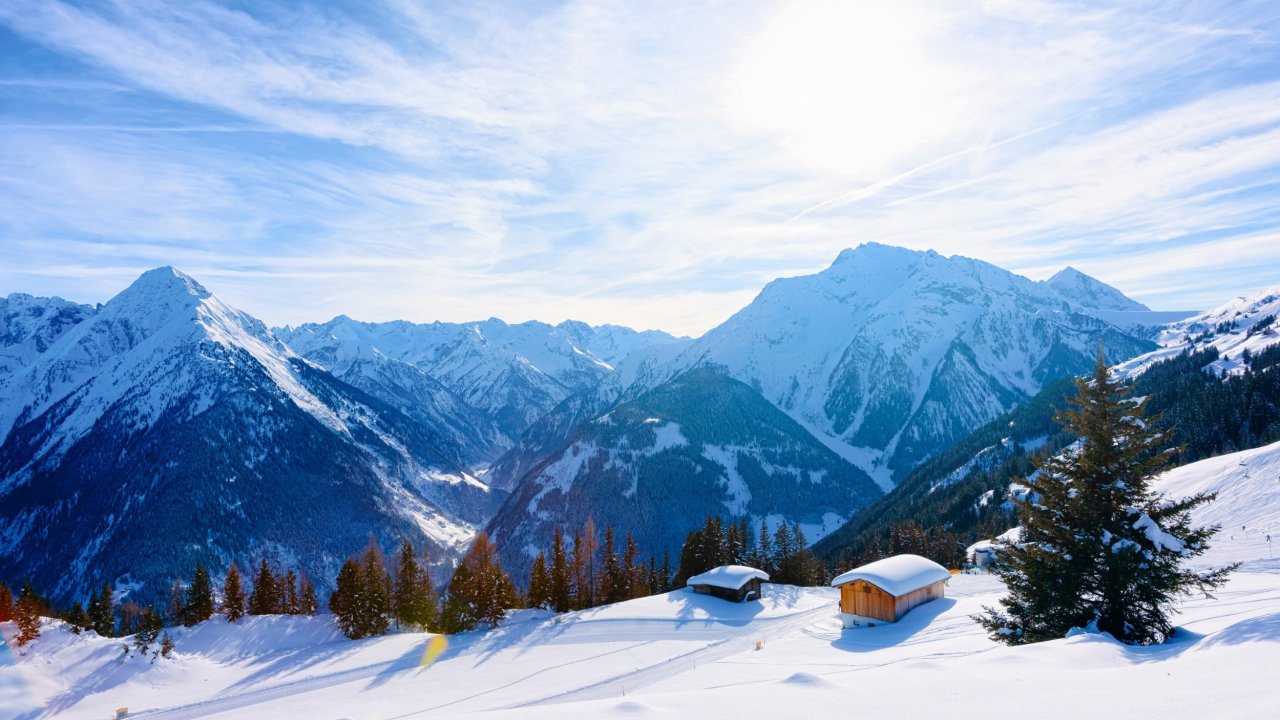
0,268,497,605
539,244,1157,490
0,293,96,377
280,317,682,448
486,368,883,578
1113,284,1280,380
1043,266,1149,312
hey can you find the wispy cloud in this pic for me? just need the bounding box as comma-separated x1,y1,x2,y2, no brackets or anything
1,0,1278,335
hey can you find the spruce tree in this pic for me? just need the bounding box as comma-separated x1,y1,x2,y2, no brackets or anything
549,528,571,613
659,550,673,593
248,560,278,615
223,563,246,623
0,581,13,622
622,533,641,599
527,553,551,610
183,563,214,626
441,533,515,632
92,583,116,637
280,569,300,615
570,528,588,610
393,539,434,630
360,540,391,636
756,518,774,574
160,631,174,658
65,601,88,634
134,607,163,655
329,558,365,639
298,575,319,616
601,527,623,603
978,351,1235,645
15,580,41,647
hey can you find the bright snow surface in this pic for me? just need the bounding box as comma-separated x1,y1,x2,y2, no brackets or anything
829,553,952,595
4,442,1279,719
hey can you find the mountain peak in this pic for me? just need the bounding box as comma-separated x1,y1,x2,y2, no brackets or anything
1045,266,1148,311
125,266,212,302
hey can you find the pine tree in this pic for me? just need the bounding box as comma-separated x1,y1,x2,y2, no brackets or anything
298,575,319,616
65,601,88,634
756,518,774,575
659,550,673,593
527,552,551,610
183,563,214,626
160,631,174,658
280,569,300,615
570,528,588,610
360,540,392,636
248,560,278,615
622,533,642,599
15,580,41,647
329,558,366,639
134,606,163,655
601,526,624,603
442,533,515,631
223,563,246,623
91,583,116,637
167,578,186,624
393,539,435,630
978,351,1235,645
0,581,13,622
549,528,571,613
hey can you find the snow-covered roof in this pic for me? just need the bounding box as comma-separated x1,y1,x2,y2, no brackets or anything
830,554,951,596
686,565,769,590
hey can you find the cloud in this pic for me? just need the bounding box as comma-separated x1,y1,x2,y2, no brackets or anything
0,0,1279,336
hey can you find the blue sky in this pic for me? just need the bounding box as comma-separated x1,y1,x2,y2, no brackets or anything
1,0,1279,335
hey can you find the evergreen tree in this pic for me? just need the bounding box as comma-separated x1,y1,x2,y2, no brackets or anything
65,601,87,634
659,550,673,593
756,518,774,575
248,560,278,615
15,580,41,647
978,351,1235,645
298,575,319,616
570,528,588,610
527,553,551,610
360,540,392,636
393,539,435,630
441,533,515,631
329,558,366,639
134,606,163,655
549,528,571,613
622,533,642,599
0,581,13,622
183,563,214,626
160,631,174,658
601,526,624,603
279,570,300,615
223,563,246,623
91,583,115,637
167,579,186,624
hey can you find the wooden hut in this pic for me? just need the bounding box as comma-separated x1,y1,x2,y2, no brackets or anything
830,554,950,628
686,565,769,603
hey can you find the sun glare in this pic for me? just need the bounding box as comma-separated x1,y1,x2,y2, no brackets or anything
726,0,973,177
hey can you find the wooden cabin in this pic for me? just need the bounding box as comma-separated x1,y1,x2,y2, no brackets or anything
830,554,950,628
686,565,769,603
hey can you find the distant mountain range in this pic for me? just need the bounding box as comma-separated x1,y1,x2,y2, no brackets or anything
1,245,1233,605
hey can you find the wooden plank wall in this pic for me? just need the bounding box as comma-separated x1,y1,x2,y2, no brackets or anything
840,579,946,623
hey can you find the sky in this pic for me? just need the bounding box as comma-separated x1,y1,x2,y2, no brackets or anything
1,0,1279,336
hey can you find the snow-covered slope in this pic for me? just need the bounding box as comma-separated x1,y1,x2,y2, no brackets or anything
1114,284,1280,380
613,244,1155,486
280,316,682,445
1043,266,1149,312
487,368,883,579
0,293,95,378
1152,439,1280,572
0,268,496,605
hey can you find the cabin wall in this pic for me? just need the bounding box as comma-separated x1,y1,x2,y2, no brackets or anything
838,579,947,624
839,579,896,622
892,581,945,619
